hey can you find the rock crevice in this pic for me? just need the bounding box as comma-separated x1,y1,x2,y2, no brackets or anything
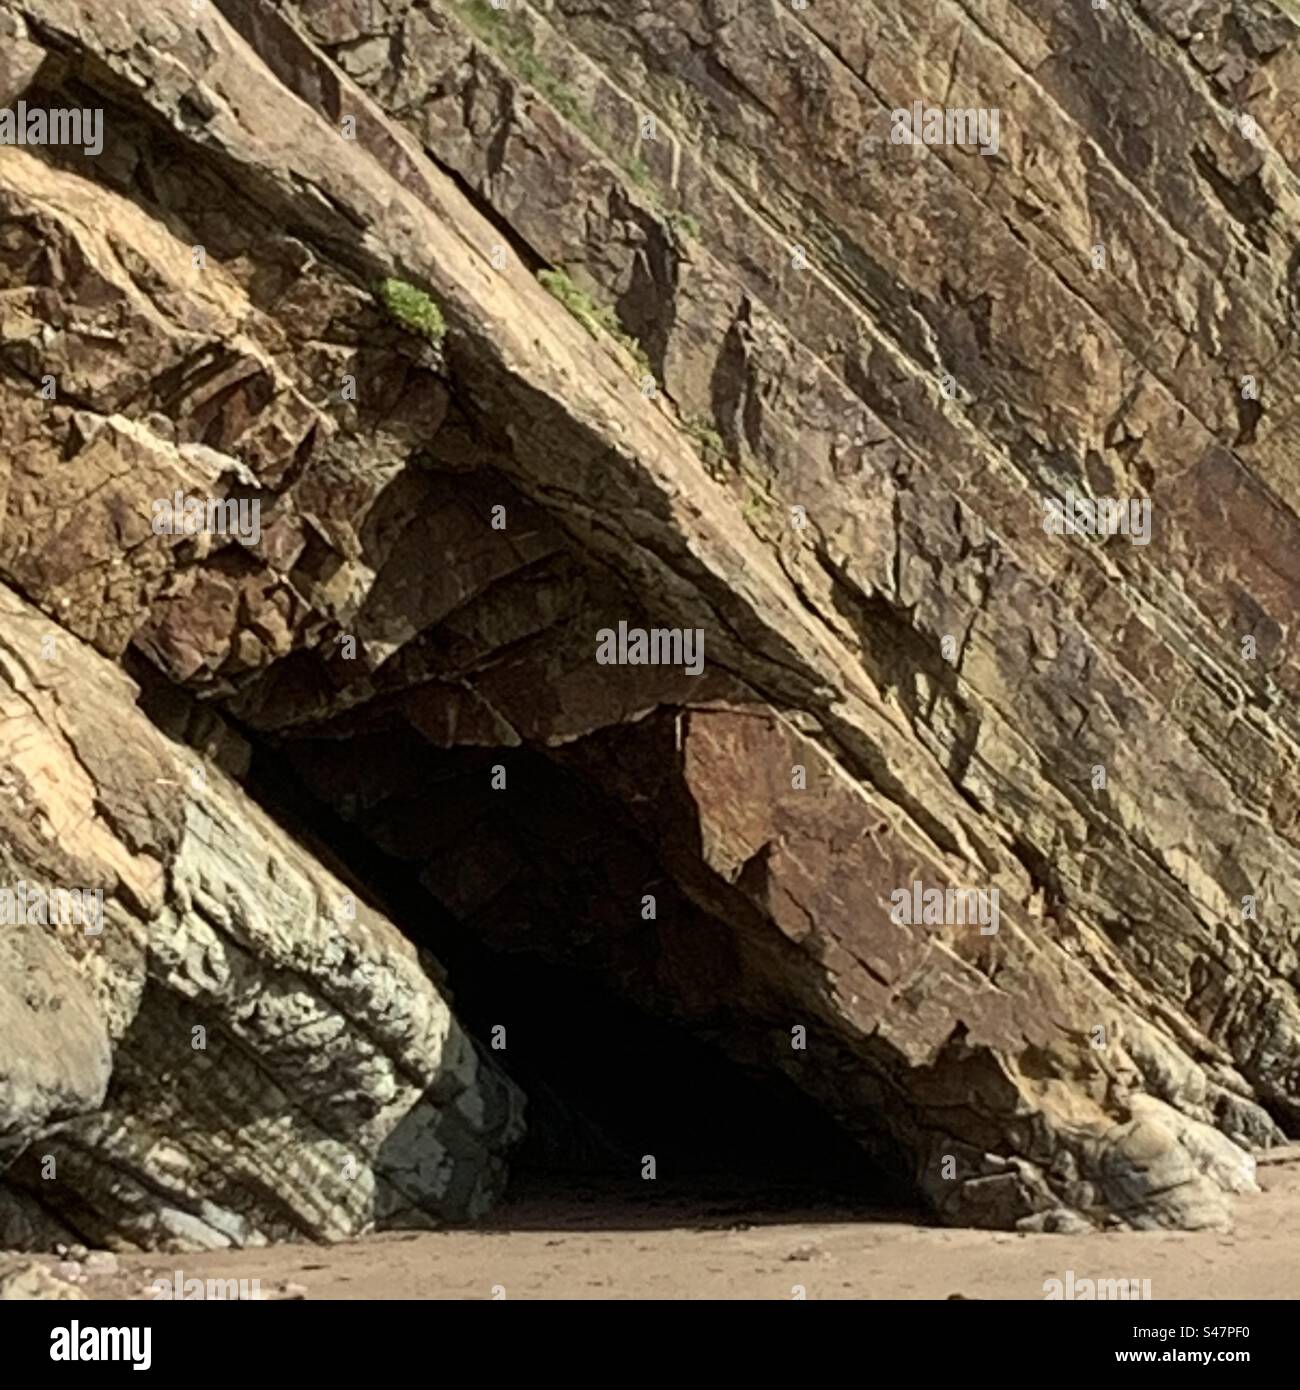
0,0,1298,1242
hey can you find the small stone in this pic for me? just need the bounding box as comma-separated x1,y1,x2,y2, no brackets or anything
84,1251,118,1275
0,1263,87,1301
54,1261,82,1281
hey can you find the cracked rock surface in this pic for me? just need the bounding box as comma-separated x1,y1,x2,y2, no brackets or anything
0,585,522,1248
0,0,1298,1240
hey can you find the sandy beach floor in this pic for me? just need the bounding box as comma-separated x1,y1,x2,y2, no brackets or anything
6,1147,1299,1301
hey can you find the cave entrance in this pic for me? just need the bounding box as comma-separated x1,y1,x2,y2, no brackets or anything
162,693,922,1231
462,952,919,1232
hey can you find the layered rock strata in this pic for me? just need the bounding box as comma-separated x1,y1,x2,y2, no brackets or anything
1,0,1298,1236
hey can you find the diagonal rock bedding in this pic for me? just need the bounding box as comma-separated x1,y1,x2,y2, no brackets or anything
1,0,1299,1243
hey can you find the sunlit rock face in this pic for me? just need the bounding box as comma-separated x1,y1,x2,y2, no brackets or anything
1,0,1299,1241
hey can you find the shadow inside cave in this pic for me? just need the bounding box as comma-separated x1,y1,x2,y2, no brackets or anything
225,731,928,1234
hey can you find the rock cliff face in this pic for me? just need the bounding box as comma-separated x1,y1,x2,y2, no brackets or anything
0,583,523,1249
2,0,1300,1244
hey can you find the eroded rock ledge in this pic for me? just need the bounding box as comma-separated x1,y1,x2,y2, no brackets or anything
1,0,1299,1240
0,583,522,1249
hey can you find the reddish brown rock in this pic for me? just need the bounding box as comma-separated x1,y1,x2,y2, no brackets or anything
0,0,1297,1238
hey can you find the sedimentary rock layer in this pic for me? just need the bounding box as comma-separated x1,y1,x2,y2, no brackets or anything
0,0,1298,1236
0,582,522,1249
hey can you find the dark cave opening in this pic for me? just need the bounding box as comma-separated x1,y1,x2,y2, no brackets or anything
226,726,919,1227
128,653,921,1227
